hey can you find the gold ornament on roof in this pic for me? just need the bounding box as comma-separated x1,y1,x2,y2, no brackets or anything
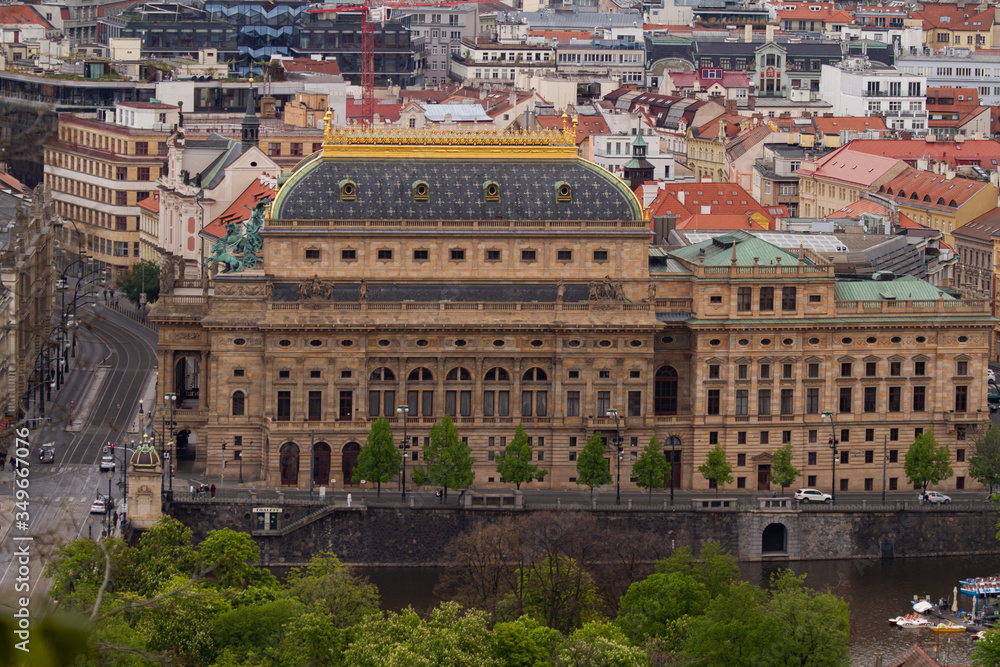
320,124,576,148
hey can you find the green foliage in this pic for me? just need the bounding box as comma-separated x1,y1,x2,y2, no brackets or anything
904,428,953,494
43,537,129,612
969,425,1000,493
575,431,612,498
698,445,734,497
114,258,159,307
616,571,709,644
654,541,740,600
506,554,602,635
196,528,277,590
284,552,380,627
119,515,196,597
555,621,649,667
492,616,561,667
135,576,231,664
631,437,671,502
412,414,476,496
770,442,801,496
274,610,351,667
497,423,548,490
210,597,305,664
682,581,767,665
0,611,94,667
354,415,402,496
973,629,1000,666
341,601,503,667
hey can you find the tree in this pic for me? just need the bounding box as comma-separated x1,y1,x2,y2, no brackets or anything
698,444,733,497
969,424,1000,496
284,552,380,627
412,414,475,499
904,428,953,496
576,431,612,499
616,570,710,643
496,423,547,490
353,416,402,496
505,554,601,634
492,616,561,667
555,621,649,667
972,629,1000,666
115,259,159,307
769,442,800,497
632,437,671,503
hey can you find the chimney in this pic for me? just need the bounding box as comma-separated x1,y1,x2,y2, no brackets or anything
745,24,752,43
748,96,756,110
725,99,737,115
677,189,685,205
766,24,775,43
509,91,517,108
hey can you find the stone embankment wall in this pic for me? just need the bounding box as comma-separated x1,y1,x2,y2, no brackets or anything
168,502,1000,565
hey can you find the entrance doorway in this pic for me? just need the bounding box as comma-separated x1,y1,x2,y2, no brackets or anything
762,523,786,553
664,437,682,489
757,464,771,491
342,442,360,485
314,442,331,485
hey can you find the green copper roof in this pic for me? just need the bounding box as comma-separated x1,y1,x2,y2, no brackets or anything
833,275,954,302
669,230,809,267
632,133,647,148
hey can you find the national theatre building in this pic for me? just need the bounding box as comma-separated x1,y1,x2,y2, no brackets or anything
150,120,992,495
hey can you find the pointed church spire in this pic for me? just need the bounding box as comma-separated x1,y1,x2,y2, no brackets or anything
241,76,260,151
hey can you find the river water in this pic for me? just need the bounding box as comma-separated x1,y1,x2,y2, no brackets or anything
360,554,1000,667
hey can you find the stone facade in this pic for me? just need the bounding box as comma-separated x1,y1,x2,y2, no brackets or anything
149,125,993,497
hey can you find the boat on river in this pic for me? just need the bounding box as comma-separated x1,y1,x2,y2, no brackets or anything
930,622,967,633
889,614,930,628
961,577,1000,596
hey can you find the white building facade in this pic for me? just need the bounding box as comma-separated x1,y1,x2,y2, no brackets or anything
819,58,928,135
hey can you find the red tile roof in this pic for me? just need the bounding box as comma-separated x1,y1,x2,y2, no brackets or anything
829,198,922,229
137,193,160,214
528,30,591,41
880,167,991,211
812,116,888,135
279,58,341,76
847,139,1000,170
647,183,780,230
118,101,179,110
799,144,904,187
669,70,752,89
536,114,610,143
776,2,852,23
911,4,994,31
0,5,53,29
346,100,401,124
0,170,27,196
203,177,277,240
690,113,743,140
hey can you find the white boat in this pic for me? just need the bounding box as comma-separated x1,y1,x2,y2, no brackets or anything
889,614,930,628
961,577,1000,596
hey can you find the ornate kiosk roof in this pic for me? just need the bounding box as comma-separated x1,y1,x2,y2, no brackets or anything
269,118,644,222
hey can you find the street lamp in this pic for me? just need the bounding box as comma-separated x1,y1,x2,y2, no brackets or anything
821,411,838,504
106,470,114,535
667,434,676,505
221,438,226,489
309,428,315,500
607,408,622,505
164,393,176,491
882,434,888,504
397,404,410,501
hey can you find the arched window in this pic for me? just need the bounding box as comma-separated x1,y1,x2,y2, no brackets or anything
655,366,678,415
522,367,548,382
408,367,433,381
485,367,509,382
280,442,299,486
370,367,396,382
446,367,472,381
232,391,245,416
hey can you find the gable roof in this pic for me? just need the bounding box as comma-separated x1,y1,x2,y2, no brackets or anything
879,167,991,211
536,114,610,143
800,144,905,187
953,207,1000,241
834,275,952,302
0,5,54,29
911,3,994,31
848,139,1000,170
137,193,160,214
829,198,922,229
647,182,780,230
669,229,807,266
346,100,402,124
202,176,277,240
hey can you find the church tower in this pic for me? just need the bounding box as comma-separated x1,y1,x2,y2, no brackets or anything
241,78,260,151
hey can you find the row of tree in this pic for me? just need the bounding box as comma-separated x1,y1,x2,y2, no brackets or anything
25,514,857,666
355,416,993,500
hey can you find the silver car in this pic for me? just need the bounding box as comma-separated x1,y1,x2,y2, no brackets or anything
794,488,833,504
920,491,951,504
99,454,115,471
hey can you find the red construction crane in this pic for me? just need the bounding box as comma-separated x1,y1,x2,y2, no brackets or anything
308,0,495,125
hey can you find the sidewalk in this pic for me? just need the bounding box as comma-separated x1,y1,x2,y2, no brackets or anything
99,291,156,331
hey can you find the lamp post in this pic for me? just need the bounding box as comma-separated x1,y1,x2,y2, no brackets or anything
607,408,622,505
821,411,838,504
309,428,315,501
669,435,676,505
107,470,114,535
165,393,176,491
221,438,226,489
882,434,888,504
397,404,410,501
238,450,243,484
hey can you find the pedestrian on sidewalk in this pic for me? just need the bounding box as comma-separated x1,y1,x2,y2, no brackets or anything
347,493,352,507
103,289,108,303
210,483,216,497
190,484,194,498
112,510,118,527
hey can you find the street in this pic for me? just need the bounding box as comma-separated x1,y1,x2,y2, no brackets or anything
0,294,158,607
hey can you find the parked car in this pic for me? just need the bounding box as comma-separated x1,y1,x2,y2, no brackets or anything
920,491,951,504
55,278,67,290
794,488,833,504
98,454,115,471
37,443,54,464
990,369,996,381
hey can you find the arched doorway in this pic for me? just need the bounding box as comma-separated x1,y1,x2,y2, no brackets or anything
280,442,299,486
173,428,197,473
762,523,787,553
664,436,682,489
655,366,678,415
342,442,360,485
314,442,331,485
